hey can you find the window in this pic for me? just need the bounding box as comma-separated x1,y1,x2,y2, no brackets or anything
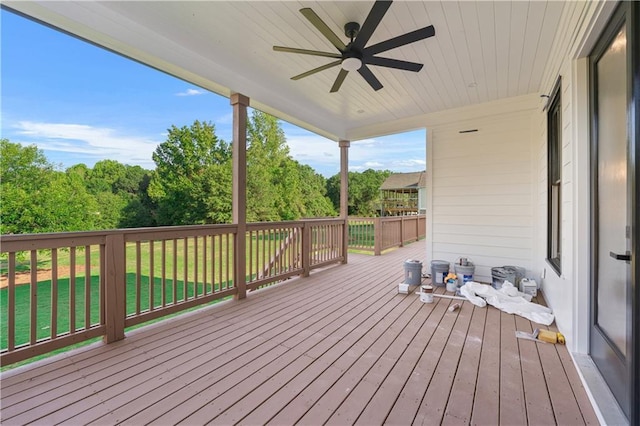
547,78,562,274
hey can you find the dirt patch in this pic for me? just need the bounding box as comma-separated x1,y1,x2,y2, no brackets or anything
1,266,77,288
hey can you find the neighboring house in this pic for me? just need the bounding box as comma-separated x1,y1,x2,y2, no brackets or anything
2,1,638,424
379,171,426,216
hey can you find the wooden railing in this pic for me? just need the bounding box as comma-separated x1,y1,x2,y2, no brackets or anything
348,215,426,255
0,219,345,366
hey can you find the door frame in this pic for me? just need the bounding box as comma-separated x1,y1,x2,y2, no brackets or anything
589,1,639,424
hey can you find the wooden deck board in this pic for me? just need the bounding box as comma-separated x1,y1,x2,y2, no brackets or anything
413,300,474,425
0,243,600,426
441,305,486,426
499,311,528,425
471,303,501,425
514,314,555,425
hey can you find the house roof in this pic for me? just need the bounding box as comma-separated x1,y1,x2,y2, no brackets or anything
380,171,425,190
2,1,565,141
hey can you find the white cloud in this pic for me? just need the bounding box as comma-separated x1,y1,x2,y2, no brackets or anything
216,112,234,125
14,121,159,168
285,131,426,177
175,88,206,97
363,161,384,168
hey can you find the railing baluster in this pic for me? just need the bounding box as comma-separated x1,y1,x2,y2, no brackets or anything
226,234,232,288
161,240,167,307
70,247,76,334
51,248,58,339
218,235,223,290
173,239,178,304
85,246,91,330
183,238,188,301
249,230,254,281
203,235,208,295
211,235,222,293
30,250,37,345
8,252,16,351
136,241,142,314
194,237,199,298
149,240,155,311
100,243,106,326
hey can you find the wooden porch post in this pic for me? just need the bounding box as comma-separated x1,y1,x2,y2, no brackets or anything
339,139,350,264
104,233,125,343
231,93,249,300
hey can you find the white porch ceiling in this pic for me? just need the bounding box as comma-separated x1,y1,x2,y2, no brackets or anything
3,1,565,141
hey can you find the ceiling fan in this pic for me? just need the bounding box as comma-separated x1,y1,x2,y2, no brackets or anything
273,0,435,93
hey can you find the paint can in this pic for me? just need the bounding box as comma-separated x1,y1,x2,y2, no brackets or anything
420,285,433,303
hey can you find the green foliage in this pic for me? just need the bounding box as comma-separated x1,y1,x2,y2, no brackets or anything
1,112,339,234
295,163,336,218
326,169,392,216
149,120,232,225
246,111,336,221
0,139,98,234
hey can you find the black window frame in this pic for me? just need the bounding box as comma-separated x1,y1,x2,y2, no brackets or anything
547,77,562,275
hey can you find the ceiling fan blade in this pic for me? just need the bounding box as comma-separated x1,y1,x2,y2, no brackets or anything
365,56,423,72
358,65,383,91
364,25,435,56
300,8,346,52
292,60,341,80
352,0,392,51
274,46,342,59
330,69,349,93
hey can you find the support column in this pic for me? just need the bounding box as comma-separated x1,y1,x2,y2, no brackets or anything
339,139,350,264
231,93,249,299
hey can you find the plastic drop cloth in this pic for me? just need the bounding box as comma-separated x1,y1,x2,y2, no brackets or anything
459,281,555,325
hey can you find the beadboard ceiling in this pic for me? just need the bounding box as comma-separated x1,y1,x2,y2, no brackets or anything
4,1,565,141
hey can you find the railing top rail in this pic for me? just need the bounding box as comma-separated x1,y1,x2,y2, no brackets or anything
1,224,240,252
1,234,108,252
304,218,344,226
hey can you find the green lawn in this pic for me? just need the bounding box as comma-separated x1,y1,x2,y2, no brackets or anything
0,273,233,351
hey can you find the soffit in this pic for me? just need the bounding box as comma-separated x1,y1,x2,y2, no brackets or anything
4,1,565,141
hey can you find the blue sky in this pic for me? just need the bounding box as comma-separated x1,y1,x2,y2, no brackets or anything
1,9,425,177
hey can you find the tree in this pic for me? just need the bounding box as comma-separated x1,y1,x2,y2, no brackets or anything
1,139,98,234
148,120,232,225
245,110,336,221
326,169,392,216
294,162,336,218
246,110,290,221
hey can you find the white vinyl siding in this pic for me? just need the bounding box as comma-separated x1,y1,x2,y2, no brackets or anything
429,109,535,283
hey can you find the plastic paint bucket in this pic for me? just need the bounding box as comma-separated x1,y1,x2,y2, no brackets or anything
503,266,526,286
430,260,450,287
454,262,475,287
404,260,423,286
491,267,516,289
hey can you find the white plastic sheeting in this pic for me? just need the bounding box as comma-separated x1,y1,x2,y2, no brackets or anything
459,281,555,326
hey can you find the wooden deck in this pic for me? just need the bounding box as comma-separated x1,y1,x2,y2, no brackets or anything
0,242,599,425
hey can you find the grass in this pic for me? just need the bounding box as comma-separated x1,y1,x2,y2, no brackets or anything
0,273,234,350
